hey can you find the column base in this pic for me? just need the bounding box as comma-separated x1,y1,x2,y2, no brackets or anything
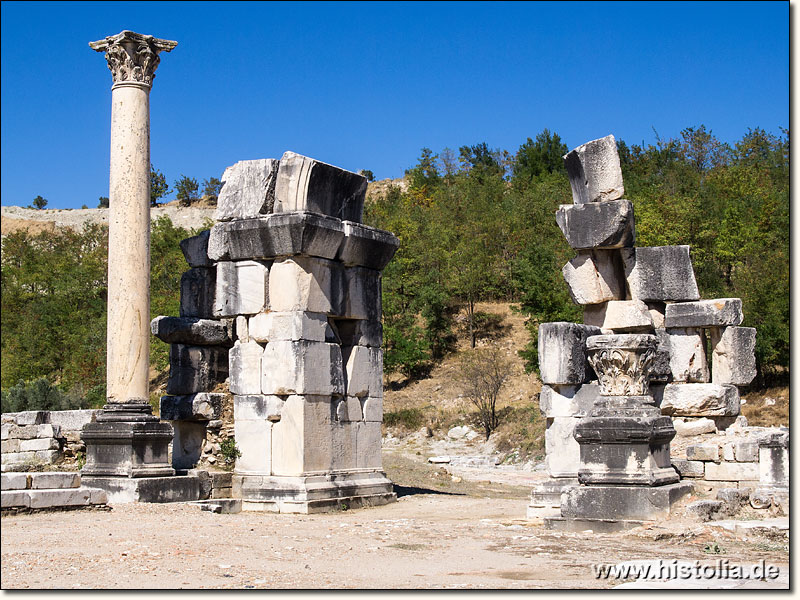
233,470,397,514
81,402,175,478
527,477,578,518
559,481,693,522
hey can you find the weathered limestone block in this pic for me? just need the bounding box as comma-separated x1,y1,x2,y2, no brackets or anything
249,311,332,343
583,300,654,332
673,417,717,436
356,421,383,469
235,315,249,342
1,473,28,490
229,340,265,395
28,488,93,509
160,393,224,421
710,326,756,386
647,302,666,329
233,395,285,421
705,461,759,482
734,441,759,462
19,438,60,452
361,397,383,422
538,322,601,385
214,260,270,317
166,345,229,395
758,432,789,489
336,397,364,422
150,316,233,346
234,418,273,474
661,383,740,417
650,330,672,383
555,200,635,249
672,459,705,477
261,340,345,396
342,346,383,398
208,213,345,262
666,328,709,383
343,267,381,321
269,257,344,315
621,245,700,302
561,250,625,305
686,444,718,461
1,439,20,453
664,298,743,328
1,490,30,508
215,159,280,221
538,383,600,418
545,417,581,478
179,267,216,318
271,395,337,475
563,135,624,204
274,151,367,222
171,421,206,470
336,319,382,348
337,221,400,270
180,230,213,268
13,412,48,426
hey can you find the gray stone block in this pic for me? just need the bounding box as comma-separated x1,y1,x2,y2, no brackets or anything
710,326,756,386
28,488,92,509
337,221,400,270
188,468,212,500
233,395,285,421
1,439,19,453
150,316,233,346
28,472,80,490
673,417,717,436
261,341,345,396
716,487,749,508
249,311,331,343
661,383,740,417
555,200,635,249
563,134,625,204
171,421,206,470
671,459,704,477
269,257,344,315
215,159,280,221
46,410,100,432
214,260,270,317
561,250,625,305
583,300,654,332
179,267,216,318
560,482,693,521
342,346,383,398
229,340,264,395
705,461,759,481
274,151,367,222
79,475,200,504
335,319,382,348
545,417,581,478
650,330,672,382
343,266,381,321
208,213,345,262
361,397,383,422
664,298,744,328
666,327,709,383
686,444,718,461
621,245,700,302
687,499,724,521
34,450,60,463
160,393,225,421
13,411,47,426
19,438,59,452
335,397,363,422
538,383,600,418
734,441,759,462
1,490,30,508
1,473,29,490
538,322,601,385
179,230,213,268
166,345,229,395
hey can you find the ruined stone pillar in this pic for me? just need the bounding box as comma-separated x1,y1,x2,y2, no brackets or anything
81,33,199,501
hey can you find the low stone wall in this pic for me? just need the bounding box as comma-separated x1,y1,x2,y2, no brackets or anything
1,410,101,471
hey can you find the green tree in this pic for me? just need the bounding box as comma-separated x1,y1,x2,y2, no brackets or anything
30,195,48,210
512,129,568,184
358,169,376,182
150,165,170,207
175,175,199,207
202,177,223,199
98,196,109,208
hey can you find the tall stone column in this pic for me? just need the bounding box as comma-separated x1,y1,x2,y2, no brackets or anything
81,33,198,500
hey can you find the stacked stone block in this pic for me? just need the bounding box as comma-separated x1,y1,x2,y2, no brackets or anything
1,471,108,512
154,152,399,512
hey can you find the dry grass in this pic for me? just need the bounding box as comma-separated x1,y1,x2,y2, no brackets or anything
741,386,789,427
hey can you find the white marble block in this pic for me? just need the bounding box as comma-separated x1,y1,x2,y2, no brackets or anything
214,260,270,317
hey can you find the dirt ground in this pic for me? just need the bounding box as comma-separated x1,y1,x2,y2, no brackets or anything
1,452,788,590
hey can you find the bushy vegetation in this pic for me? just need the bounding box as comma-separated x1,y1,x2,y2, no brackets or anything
1,217,205,410
366,127,788,387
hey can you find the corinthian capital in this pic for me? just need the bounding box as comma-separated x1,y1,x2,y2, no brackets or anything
90,30,177,88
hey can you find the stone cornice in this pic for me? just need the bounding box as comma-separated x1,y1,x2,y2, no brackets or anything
90,30,177,88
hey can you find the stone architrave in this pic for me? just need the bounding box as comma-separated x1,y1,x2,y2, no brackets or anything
538,322,601,385
563,135,625,204
555,201,635,249
660,383,740,417
215,159,280,221
82,32,198,497
664,298,743,328
561,250,625,305
583,300,654,332
710,326,757,386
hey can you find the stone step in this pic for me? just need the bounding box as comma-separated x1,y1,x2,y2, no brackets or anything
1,486,107,510
1,471,82,491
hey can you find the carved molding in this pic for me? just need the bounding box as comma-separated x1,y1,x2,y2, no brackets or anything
90,30,177,87
586,334,657,396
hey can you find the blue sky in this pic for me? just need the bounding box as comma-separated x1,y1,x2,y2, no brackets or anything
0,1,788,210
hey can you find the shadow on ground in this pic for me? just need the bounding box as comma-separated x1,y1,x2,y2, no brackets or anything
393,484,465,498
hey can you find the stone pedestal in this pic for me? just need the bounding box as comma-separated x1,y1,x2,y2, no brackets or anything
547,334,689,530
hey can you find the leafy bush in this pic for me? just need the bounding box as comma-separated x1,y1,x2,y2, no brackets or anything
383,407,425,430
1,378,85,413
